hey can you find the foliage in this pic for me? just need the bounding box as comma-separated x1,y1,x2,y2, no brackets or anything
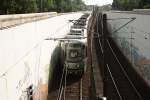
0,0,38,14
144,4,150,9
112,0,150,11
0,0,85,14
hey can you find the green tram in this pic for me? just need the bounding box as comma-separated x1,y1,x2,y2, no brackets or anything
61,39,87,75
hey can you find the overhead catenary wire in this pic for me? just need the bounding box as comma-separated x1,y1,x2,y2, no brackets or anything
46,18,87,41
111,17,136,34
109,20,150,40
107,17,136,20
111,19,150,39
45,37,87,41
98,26,150,40
49,15,85,39
107,22,150,52
107,19,150,65
96,32,150,40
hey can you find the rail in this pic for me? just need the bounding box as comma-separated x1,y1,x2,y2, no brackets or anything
56,68,84,100
80,78,83,100
92,8,147,99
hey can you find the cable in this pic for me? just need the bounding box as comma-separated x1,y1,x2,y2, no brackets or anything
107,17,136,20
106,64,123,100
107,21,150,65
49,14,83,38
106,39,143,100
108,23,150,51
112,18,136,34
109,21,150,41
48,18,85,40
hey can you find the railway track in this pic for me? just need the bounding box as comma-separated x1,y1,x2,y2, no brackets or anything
64,77,83,100
48,68,90,100
64,71,90,100
48,13,91,100
103,39,143,100
92,10,148,99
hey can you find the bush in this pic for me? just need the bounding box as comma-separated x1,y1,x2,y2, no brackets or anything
144,4,150,9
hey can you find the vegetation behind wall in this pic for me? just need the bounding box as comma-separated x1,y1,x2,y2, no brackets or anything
112,0,150,11
0,0,86,14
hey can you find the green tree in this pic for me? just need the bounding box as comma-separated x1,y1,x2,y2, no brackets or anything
0,0,85,14
112,0,140,10
138,0,150,8
0,0,38,14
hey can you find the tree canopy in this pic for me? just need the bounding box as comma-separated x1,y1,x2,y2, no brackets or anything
0,0,86,14
112,0,150,10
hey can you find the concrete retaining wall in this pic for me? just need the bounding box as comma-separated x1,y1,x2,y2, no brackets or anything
0,13,83,100
0,12,57,29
